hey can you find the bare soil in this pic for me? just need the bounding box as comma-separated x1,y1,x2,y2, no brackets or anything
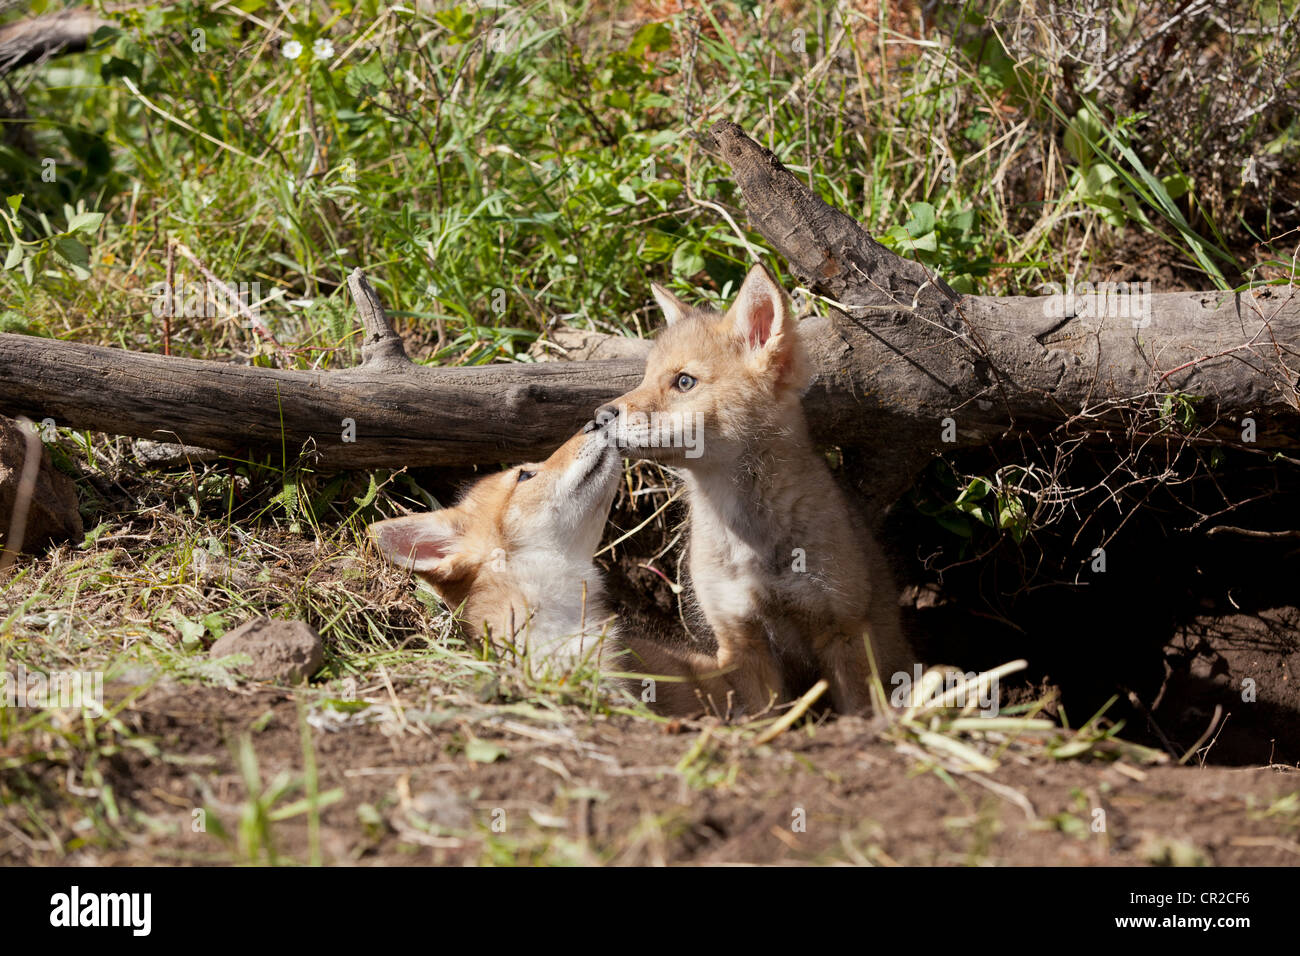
3,444,1298,867
28,683,1296,866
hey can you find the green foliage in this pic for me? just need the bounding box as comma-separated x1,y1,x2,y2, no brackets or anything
1159,392,1202,434
1,196,104,287
878,201,993,293
1054,101,1234,288
0,0,1082,357
911,461,1032,550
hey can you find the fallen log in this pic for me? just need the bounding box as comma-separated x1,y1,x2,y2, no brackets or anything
0,122,1295,494
0,272,644,469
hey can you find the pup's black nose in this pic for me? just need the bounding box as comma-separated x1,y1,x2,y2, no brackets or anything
593,404,619,427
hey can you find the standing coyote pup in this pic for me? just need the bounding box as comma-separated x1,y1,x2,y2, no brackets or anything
597,264,914,715
369,427,729,714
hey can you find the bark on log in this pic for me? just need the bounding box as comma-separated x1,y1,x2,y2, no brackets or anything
0,123,1296,492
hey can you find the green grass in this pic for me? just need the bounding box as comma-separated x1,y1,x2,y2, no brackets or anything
8,0,1293,364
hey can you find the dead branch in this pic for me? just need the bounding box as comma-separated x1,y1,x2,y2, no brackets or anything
0,10,112,75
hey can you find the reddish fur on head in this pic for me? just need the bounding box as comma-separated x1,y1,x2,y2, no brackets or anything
368,428,620,647
611,264,810,466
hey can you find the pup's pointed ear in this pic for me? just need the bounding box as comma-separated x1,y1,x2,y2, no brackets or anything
651,282,690,326
369,511,464,579
727,263,792,352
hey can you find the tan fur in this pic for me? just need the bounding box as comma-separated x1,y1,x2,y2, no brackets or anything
600,264,915,715
368,428,737,715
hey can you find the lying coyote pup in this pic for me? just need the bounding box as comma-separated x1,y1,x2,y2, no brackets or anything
369,427,729,714
597,264,914,715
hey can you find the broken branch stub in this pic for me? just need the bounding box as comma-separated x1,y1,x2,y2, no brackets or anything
348,268,411,371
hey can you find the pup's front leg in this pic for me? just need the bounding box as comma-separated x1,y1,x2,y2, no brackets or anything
812,630,875,715
619,636,739,717
712,621,785,715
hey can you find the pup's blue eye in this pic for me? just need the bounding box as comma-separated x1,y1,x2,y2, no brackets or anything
674,373,697,391
517,470,536,482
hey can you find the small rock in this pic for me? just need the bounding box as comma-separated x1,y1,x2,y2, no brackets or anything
0,415,82,552
209,617,323,683
132,439,220,468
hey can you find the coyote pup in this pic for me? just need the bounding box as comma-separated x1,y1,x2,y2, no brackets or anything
597,264,914,714
369,427,728,714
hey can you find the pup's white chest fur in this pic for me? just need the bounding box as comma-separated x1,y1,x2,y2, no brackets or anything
684,462,863,648
499,550,619,667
